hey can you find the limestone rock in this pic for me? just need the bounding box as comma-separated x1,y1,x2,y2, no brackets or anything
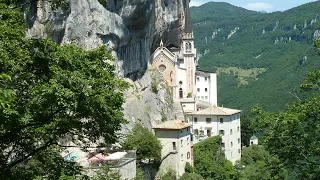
25,0,183,133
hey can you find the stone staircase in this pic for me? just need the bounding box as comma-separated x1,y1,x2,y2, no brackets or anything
173,102,185,121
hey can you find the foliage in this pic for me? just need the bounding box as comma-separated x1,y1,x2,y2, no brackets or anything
10,147,83,179
315,38,320,49
151,79,158,94
184,162,193,173
252,69,320,179
0,2,128,178
240,115,255,146
238,145,288,180
193,136,236,179
254,94,320,179
160,169,176,180
122,123,162,161
134,167,145,180
97,0,108,7
92,165,121,180
179,172,204,180
300,69,320,91
191,1,320,113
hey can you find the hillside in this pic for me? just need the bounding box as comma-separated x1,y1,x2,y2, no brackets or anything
191,1,320,113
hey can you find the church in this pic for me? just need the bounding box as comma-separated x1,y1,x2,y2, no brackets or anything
150,0,241,165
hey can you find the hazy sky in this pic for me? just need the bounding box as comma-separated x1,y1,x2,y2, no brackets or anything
190,0,317,12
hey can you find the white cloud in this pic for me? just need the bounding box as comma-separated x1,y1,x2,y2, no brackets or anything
243,2,274,12
190,0,202,7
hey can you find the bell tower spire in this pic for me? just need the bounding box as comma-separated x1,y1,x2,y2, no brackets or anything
181,0,196,97
185,0,193,34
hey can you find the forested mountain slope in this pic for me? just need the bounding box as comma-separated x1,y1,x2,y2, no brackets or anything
191,1,320,113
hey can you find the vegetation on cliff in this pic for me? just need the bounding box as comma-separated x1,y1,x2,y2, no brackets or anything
0,2,128,178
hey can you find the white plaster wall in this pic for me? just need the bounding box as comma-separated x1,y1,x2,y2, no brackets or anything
189,115,219,138
155,130,179,159
218,114,241,164
181,102,196,112
250,139,258,145
195,75,210,102
195,73,217,106
189,114,241,164
177,127,192,177
209,73,217,106
176,68,187,98
155,127,192,177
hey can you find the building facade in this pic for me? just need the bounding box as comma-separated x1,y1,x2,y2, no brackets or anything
187,106,241,164
153,120,192,177
150,0,241,165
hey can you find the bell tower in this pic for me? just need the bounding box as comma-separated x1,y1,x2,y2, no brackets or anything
182,0,197,97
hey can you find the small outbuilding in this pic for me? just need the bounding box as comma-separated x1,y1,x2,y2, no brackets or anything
250,135,258,146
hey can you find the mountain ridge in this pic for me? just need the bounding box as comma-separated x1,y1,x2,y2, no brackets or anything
191,1,320,113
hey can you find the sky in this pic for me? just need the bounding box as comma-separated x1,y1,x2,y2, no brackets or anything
190,0,318,12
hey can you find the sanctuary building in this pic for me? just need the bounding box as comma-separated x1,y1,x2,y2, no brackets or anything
150,0,241,166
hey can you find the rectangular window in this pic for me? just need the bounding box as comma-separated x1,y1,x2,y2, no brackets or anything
207,129,211,137
205,77,208,81
197,88,200,92
181,139,183,147
221,142,225,148
220,118,224,123
219,130,225,136
205,88,208,92
205,96,208,100
238,149,241,153
238,138,240,144
173,142,176,150
194,129,199,135
206,118,212,123
196,77,200,81
194,117,198,123
187,137,189,144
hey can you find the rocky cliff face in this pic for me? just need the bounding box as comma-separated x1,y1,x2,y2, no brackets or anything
27,0,186,76
26,0,185,131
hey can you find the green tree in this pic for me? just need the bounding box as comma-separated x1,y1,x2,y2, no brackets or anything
10,147,83,179
253,68,320,179
238,145,288,180
134,167,145,180
0,3,128,178
122,123,162,161
92,165,121,180
179,172,204,180
193,136,236,179
160,169,176,180
184,162,193,173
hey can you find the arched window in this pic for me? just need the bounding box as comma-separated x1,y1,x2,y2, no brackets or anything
185,42,192,53
231,142,233,147
187,152,191,159
230,129,233,135
179,88,183,98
